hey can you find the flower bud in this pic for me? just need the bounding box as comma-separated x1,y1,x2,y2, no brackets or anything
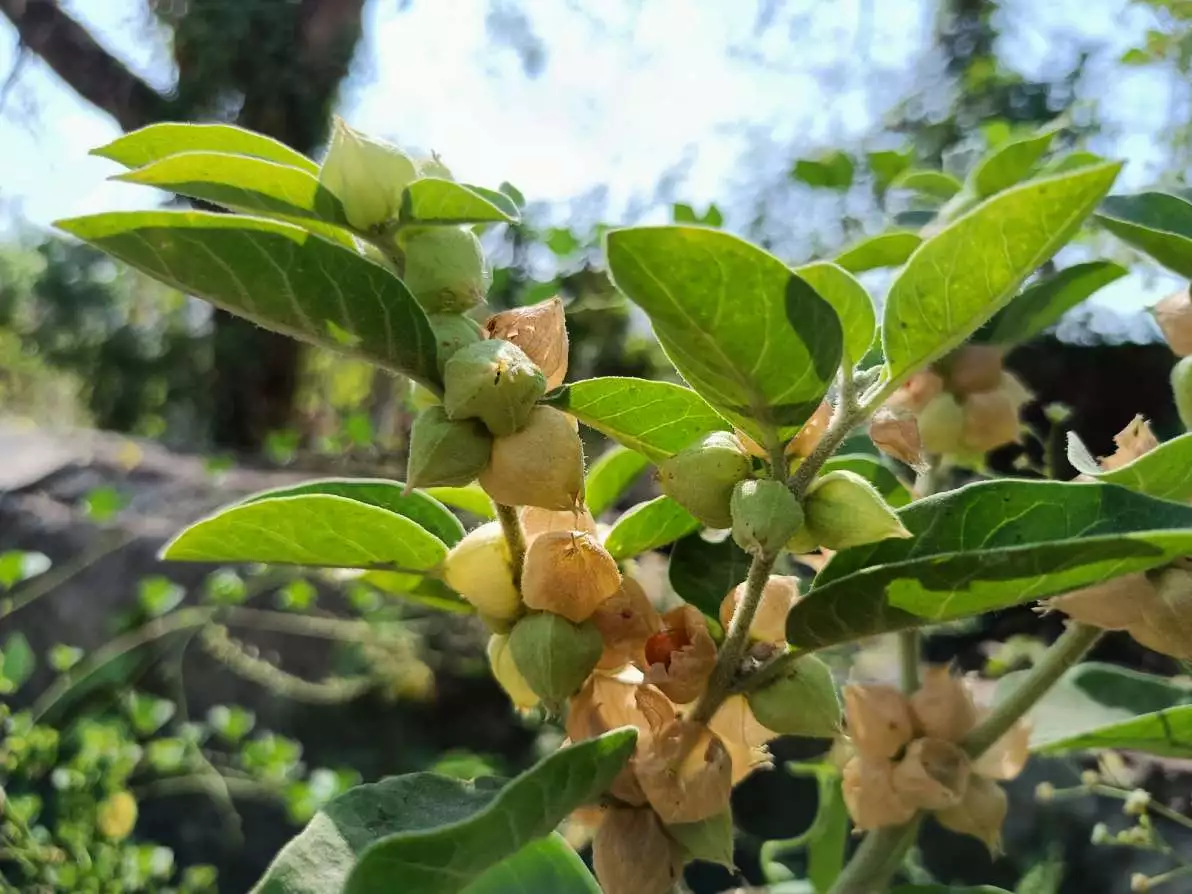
657,432,753,529
918,393,965,455
484,297,569,391
406,406,492,489
593,807,685,894
1101,415,1159,470
521,530,622,622
842,756,917,830
960,389,1020,453
667,809,735,870
480,406,585,510
730,479,804,557
1045,574,1152,631
442,521,521,619
508,612,602,704
644,605,717,704
428,313,485,376
803,470,911,551
889,370,944,414
486,634,539,710
719,575,800,644
399,226,491,313
443,339,546,437
935,775,1007,852
1172,356,1192,430
519,505,598,544
787,400,833,458
1154,288,1192,356
843,684,915,759
890,738,971,811
747,655,841,738
592,578,662,670
319,118,417,231
638,721,733,824
869,406,922,467
943,344,1004,396
97,790,138,841
909,665,979,743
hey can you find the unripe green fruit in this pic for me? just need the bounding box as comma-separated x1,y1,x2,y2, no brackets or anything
429,313,485,376
443,339,546,436
399,226,491,313
658,432,753,529
1173,356,1192,431
443,521,521,619
319,118,417,231
747,655,841,738
407,406,492,489
730,479,804,557
918,393,965,456
803,470,911,550
507,611,602,704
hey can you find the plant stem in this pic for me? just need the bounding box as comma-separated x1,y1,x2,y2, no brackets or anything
790,369,865,498
495,502,527,588
899,630,920,693
961,621,1102,757
828,621,1103,894
689,550,776,725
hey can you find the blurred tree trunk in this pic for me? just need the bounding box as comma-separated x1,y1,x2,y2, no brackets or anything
0,0,365,452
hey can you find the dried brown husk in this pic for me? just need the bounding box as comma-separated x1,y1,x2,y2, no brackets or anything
934,775,1008,853
593,807,686,894
890,737,972,811
869,406,923,467
944,345,1005,396
591,578,662,670
787,400,833,458
909,665,979,743
1100,415,1159,471
637,721,733,824
518,505,598,544
708,694,778,785
644,605,718,704
843,684,915,759
842,755,917,830
1135,564,1192,660
889,370,944,414
1044,573,1153,631
1154,288,1192,357
960,389,1020,453
521,530,622,622
484,296,569,390
718,575,800,644
972,715,1031,782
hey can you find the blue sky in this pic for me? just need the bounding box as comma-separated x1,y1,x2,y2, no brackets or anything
0,0,1183,320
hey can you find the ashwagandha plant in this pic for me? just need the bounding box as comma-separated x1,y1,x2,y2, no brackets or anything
50,117,1192,893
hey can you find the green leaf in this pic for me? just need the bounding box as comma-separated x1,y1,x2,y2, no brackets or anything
669,532,751,623
113,151,349,227
668,811,735,869
1067,432,1192,502
882,163,1121,386
161,494,448,572
1018,663,1192,758
2,633,35,690
892,887,1011,894
807,777,848,893
606,227,843,444
980,261,1128,345
138,576,186,617
249,729,632,894
891,170,963,199
585,446,651,517
834,231,922,274
422,485,496,520
1096,191,1192,277
971,126,1059,199
821,454,912,508
866,149,913,193
545,377,728,463
55,211,439,389
672,203,724,227
0,550,50,590
93,123,318,174
401,179,519,225
794,262,876,366
792,153,856,191
239,479,465,546
363,572,473,614
605,497,701,561
463,835,600,893
786,479,1192,651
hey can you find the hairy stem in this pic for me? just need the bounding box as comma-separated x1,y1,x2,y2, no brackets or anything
829,621,1102,894
790,369,864,497
689,550,776,725
495,502,527,588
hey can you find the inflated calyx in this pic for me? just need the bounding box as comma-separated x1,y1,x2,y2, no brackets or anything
746,654,841,738
406,406,492,489
442,521,521,619
730,479,804,557
658,432,752,529
399,226,491,313
484,297,569,391
802,469,911,550
319,118,417,231
480,406,585,510
1172,356,1192,431
443,339,546,436
507,611,602,704
486,634,539,710
428,313,484,376
521,530,621,622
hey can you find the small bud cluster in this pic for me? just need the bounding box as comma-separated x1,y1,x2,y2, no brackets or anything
839,666,1030,851
874,345,1032,464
